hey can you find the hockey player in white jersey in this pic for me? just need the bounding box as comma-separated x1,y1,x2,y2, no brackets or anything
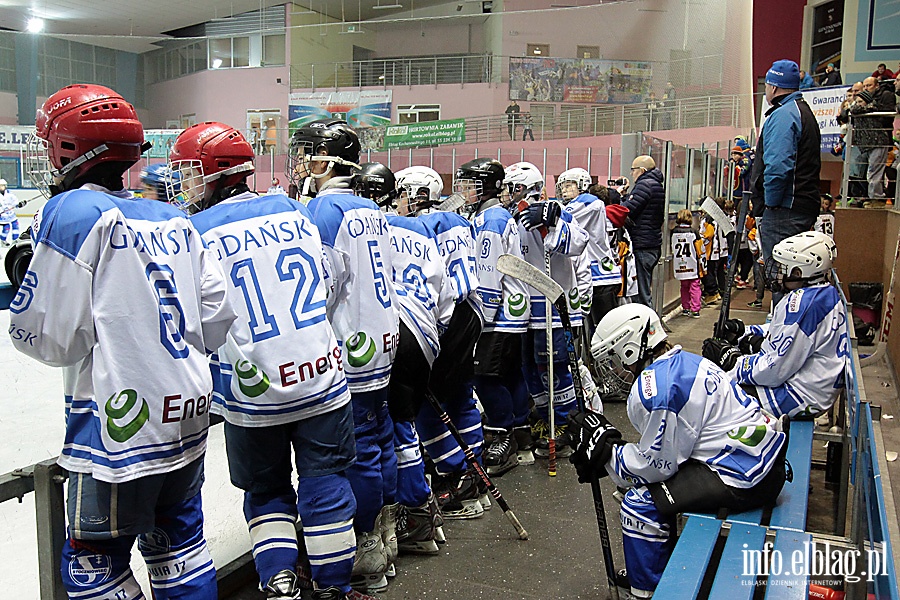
512,163,589,458
289,120,400,595
353,163,447,568
703,231,848,419
570,304,787,598
10,84,237,600
557,168,621,330
171,122,364,600
0,178,26,246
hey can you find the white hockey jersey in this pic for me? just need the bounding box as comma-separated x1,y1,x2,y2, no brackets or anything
386,214,456,365
671,226,701,280
470,202,530,333
563,193,620,287
419,210,484,322
0,189,20,223
607,347,785,490
308,189,400,392
520,209,589,329
190,192,351,427
9,185,236,483
729,283,849,418
814,213,835,239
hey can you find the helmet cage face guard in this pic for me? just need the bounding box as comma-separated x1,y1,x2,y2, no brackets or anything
594,355,635,399
287,140,361,193
556,180,581,202
764,257,810,294
453,177,483,203
399,184,436,215
555,169,590,202
167,158,254,213
26,133,110,199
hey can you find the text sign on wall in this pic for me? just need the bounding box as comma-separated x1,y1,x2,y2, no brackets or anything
382,119,466,150
0,126,34,151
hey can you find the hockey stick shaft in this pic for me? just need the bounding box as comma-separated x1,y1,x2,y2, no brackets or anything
495,253,617,598
545,251,557,476
716,191,750,336
424,390,529,540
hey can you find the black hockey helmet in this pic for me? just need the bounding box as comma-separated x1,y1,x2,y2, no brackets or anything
354,162,400,209
286,118,361,183
453,158,504,200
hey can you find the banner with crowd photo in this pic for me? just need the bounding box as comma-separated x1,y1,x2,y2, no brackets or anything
288,91,392,133
143,130,183,159
509,57,652,104
760,85,849,153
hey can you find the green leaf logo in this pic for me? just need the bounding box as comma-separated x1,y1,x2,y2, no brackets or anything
105,390,150,443
235,360,271,397
727,425,767,447
346,332,377,367
507,293,527,317
568,288,580,309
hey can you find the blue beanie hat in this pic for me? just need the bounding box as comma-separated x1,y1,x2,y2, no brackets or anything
765,60,801,89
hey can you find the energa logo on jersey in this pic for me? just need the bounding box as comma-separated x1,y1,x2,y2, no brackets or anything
69,553,111,587
727,424,767,447
105,389,150,443
346,331,377,367
507,293,527,317
235,360,271,397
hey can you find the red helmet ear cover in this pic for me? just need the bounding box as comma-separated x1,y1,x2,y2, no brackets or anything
171,122,254,186
37,84,144,175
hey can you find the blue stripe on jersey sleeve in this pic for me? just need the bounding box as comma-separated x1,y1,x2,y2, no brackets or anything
190,194,309,235
476,206,514,235
309,192,379,247
782,286,840,337
637,351,697,414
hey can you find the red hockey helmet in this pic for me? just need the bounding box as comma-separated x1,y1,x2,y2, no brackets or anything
168,122,254,211
27,84,145,197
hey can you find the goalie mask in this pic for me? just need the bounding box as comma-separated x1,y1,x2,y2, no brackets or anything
353,162,399,210
555,167,591,203
503,162,544,207
168,122,255,213
287,119,361,197
395,165,444,216
765,231,836,294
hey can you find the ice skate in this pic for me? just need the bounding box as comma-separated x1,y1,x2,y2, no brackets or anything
513,426,535,465
261,569,303,599
484,428,518,476
396,504,440,555
533,424,574,459
311,587,379,600
376,503,398,578
435,469,484,520
349,531,388,593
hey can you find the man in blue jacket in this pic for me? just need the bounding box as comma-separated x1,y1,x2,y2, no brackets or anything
751,59,821,306
623,155,665,307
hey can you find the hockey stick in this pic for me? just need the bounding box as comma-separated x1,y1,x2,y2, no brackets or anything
860,219,900,367
714,191,750,338
423,389,529,540
545,251,558,476
700,196,735,236
435,193,466,213
497,254,620,600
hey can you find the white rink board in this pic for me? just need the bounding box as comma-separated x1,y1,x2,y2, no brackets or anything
0,306,252,598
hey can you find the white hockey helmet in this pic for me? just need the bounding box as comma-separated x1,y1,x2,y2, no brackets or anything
503,161,544,203
591,304,667,369
555,167,592,203
766,231,836,290
395,165,443,215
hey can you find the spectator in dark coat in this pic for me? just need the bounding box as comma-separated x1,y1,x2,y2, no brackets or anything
850,77,898,203
821,63,842,86
622,155,665,307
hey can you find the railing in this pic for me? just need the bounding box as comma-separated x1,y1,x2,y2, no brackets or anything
290,53,502,90
839,112,900,207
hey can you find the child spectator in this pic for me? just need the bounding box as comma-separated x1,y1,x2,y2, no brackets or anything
671,209,703,317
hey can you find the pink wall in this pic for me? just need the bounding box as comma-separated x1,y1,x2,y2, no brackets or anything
390,83,504,120
365,20,485,57
144,66,291,130
0,92,18,125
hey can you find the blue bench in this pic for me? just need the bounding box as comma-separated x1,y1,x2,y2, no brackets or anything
685,420,815,532
656,516,811,599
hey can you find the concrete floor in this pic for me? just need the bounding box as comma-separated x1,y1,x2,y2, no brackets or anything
228,288,807,600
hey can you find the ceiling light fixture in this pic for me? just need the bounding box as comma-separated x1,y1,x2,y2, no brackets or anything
373,3,403,9
26,17,44,33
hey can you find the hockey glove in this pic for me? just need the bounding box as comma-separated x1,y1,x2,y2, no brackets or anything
702,338,742,371
739,334,765,355
567,410,623,484
520,201,561,231
713,318,745,343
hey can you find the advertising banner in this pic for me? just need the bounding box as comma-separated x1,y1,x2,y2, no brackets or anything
382,119,465,150
288,91,392,132
0,125,33,151
144,130,182,159
760,86,849,153
509,57,652,104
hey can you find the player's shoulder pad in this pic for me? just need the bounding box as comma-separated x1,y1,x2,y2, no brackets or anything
782,284,841,335
637,347,696,415
35,189,123,258
477,205,514,235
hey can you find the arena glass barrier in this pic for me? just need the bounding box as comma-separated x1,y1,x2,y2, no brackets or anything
839,111,900,208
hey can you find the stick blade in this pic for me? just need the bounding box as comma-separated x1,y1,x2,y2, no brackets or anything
497,254,564,303
436,193,465,213
700,196,735,235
